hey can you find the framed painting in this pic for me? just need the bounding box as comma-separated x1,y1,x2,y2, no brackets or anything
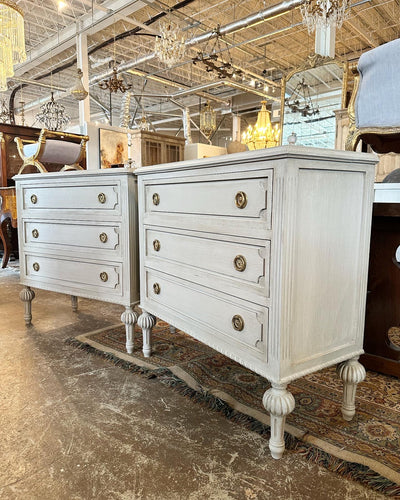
99,128,128,168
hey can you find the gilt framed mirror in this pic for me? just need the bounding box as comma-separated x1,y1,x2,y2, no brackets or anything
280,55,347,148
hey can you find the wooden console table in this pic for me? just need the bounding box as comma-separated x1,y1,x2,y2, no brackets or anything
135,146,377,459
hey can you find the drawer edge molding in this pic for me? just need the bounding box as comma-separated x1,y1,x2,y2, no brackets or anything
139,301,270,378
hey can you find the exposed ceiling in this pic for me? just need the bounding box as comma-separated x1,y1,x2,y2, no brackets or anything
2,0,400,145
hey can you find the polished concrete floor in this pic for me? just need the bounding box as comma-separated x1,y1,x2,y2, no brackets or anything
0,268,385,500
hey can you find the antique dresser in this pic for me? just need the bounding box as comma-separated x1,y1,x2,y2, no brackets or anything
135,146,377,459
14,169,139,352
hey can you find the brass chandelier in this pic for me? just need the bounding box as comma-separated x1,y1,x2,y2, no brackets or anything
242,101,280,150
0,0,27,91
99,67,132,93
200,101,217,141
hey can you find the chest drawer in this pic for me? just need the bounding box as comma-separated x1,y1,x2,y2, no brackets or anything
23,254,122,295
23,220,121,254
21,183,120,215
144,269,267,358
145,176,270,220
144,228,269,295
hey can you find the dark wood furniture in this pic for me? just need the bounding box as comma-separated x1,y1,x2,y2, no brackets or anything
362,202,400,377
0,123,88,186
0,187,17,268
0,124,88,267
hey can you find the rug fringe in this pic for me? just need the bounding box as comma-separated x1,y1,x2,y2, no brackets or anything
65,337,400,497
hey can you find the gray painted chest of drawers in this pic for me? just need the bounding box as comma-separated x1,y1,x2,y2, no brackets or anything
14,169,139,353
135,146,377,458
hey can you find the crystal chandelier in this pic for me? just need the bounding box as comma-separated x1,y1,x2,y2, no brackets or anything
285,78,320,117
36,92,70,131
242,101,280,150
200,101,216,141
0,99,10,123
154,20,186,68
192,26,243,80
99,67,132,93
70,68,88,101
300,0,350,33
0,1,27,91
138,113,150,131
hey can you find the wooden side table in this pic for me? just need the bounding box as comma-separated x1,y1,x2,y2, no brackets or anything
361,202,400,377
0,187,17,268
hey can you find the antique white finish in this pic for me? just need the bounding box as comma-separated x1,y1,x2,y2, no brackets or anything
14,169,139,353
136,146,377,459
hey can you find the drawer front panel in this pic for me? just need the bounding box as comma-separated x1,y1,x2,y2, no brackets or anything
145,177,269,219
145,228,268,286
24,221,120,252
24,254,122,293
145,269,266,356
22,184,120,212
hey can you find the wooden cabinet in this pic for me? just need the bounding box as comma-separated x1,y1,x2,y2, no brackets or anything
0,123,88,187
130,130,185,168
0,124,43,186
136,146,377,459
14,169,140,353
361,185,400,377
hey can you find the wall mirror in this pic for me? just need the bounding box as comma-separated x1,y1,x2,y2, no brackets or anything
280,55,346,148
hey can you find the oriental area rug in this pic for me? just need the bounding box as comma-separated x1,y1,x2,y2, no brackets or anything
67,321,400,497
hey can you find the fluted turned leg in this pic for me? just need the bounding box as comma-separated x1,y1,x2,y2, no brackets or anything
71,295,78,312
121,306,137,354
337,356,366,421
19,286,35,326
262,383,295,459
138,311,156,357
169,325,176,334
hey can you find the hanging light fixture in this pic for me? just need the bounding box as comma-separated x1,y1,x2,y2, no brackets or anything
154,20,186,68
36,92,70,131
300,0,350,32
192,25,243,80
200,101,217,141
0,99,10,123
138,113,150,131
99,67,132,93
19,100,25,125
70,68,88,101
285,77,320,117
242,101,280,150
0,1,27,92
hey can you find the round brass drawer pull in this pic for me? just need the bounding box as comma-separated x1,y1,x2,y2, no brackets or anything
30,194,38,204
32,229,39,239
153,282,161,295
153,239,161,252
100,272,108,282
32,262,40,272
98,193,107,204
152,193,160,206
235,191,247,209
99,232,108,243
233,255,246,272
232,315,244,332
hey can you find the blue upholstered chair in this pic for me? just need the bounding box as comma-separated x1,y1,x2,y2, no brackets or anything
346,38,400,153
